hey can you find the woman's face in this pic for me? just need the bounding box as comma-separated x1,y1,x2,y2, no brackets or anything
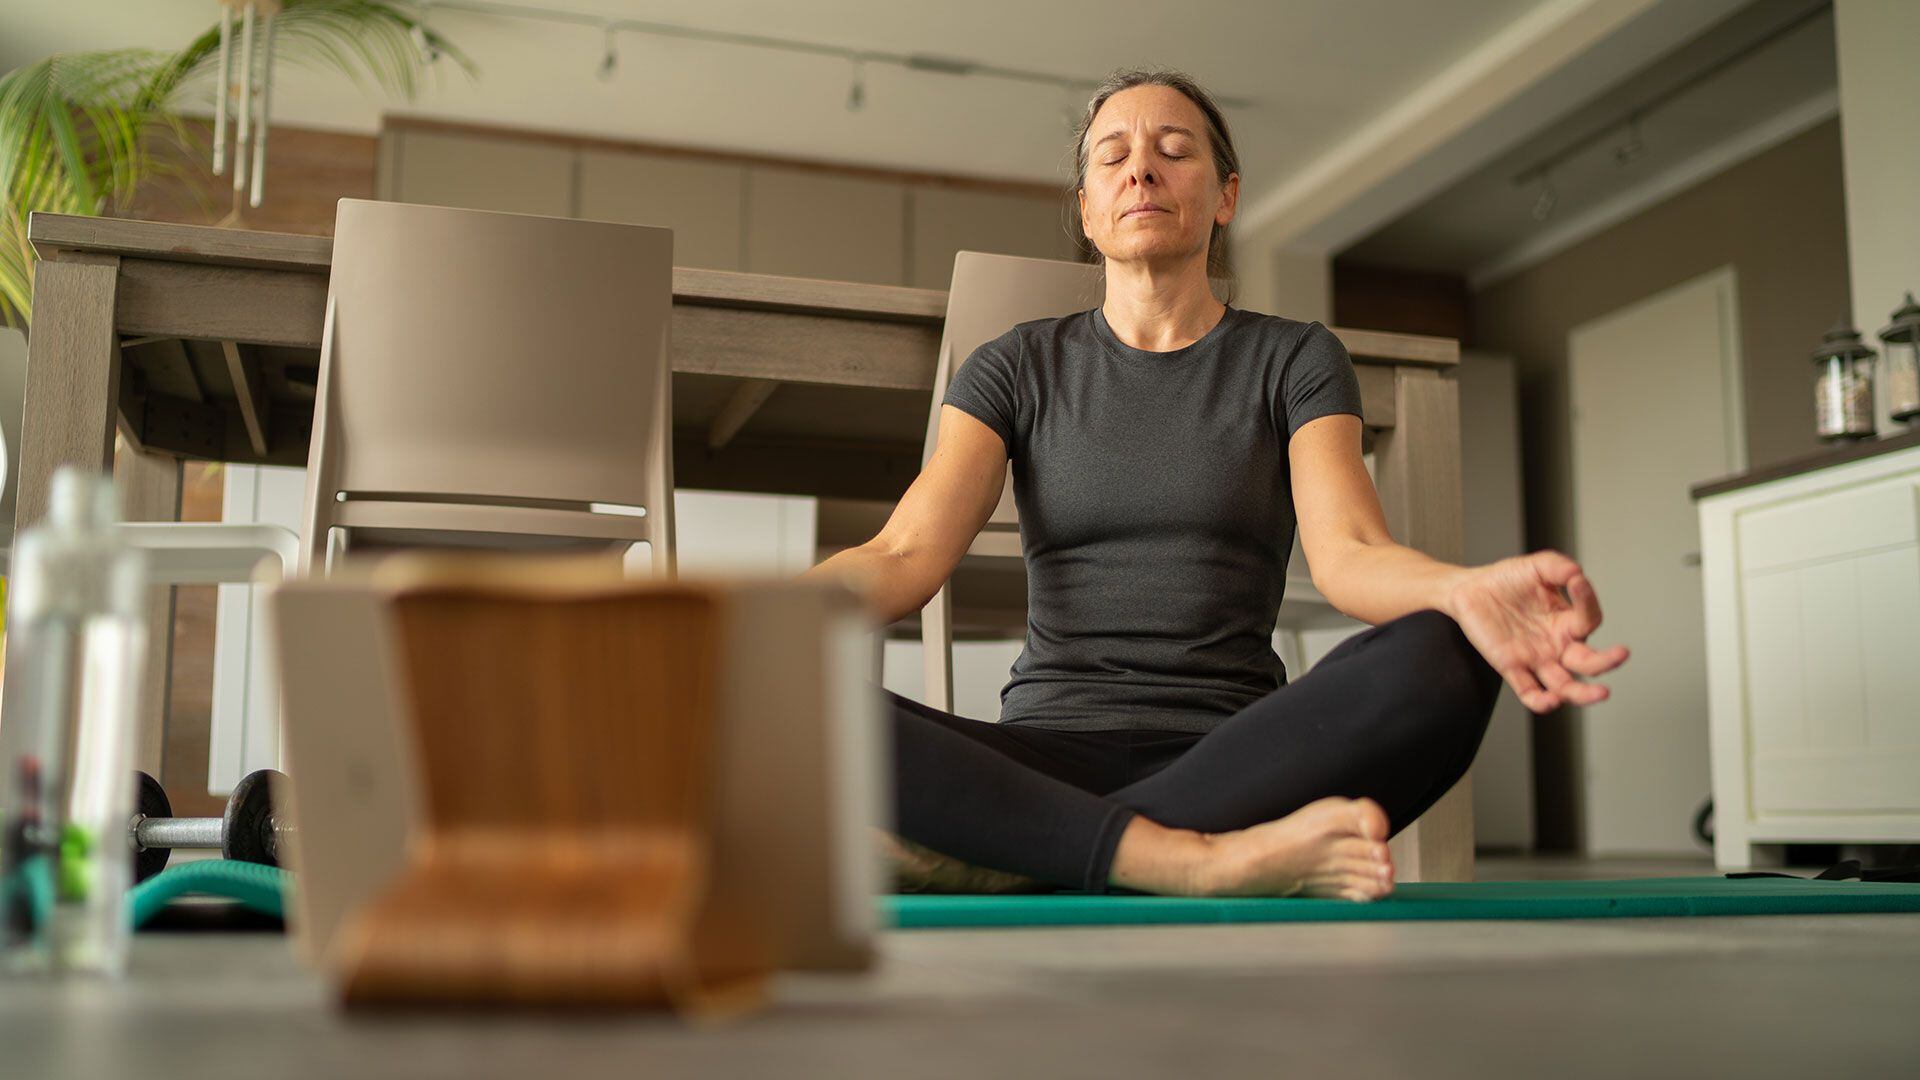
1077,85,1238,271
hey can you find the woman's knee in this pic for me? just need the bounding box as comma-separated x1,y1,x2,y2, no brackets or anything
1390,609,1501,723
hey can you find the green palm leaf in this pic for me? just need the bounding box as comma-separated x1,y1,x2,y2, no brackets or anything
1,1,471,329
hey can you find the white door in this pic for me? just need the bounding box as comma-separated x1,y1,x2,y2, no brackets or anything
1569,267,1744,855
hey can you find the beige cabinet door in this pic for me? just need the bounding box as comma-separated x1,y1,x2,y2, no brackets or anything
745,167,906,285
579,151,746,270
384,129,574,217
908,186,1075,288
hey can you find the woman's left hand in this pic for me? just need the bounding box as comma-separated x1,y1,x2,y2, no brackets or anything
1444,550,1629,714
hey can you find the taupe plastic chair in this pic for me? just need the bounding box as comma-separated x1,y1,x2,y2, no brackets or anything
920,251,1104,713
300,199,676,576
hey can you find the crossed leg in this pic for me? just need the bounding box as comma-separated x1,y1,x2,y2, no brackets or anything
885,609,1502,897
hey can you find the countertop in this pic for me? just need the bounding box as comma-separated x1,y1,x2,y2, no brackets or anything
1690,427,1920,500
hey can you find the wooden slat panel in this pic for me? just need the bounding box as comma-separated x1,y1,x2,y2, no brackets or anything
672,305,939,391
116,258,329,347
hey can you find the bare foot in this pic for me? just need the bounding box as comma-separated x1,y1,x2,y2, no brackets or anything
877,829,1048,894
1199,796,1395,901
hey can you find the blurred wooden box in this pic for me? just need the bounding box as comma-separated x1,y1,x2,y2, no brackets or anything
266,557,884,1010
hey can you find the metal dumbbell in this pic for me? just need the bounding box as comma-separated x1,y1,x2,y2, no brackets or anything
131,769,291,883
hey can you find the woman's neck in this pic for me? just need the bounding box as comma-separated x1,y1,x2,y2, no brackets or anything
1100,256,1225,353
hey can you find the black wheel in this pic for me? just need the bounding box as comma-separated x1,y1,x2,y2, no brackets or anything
133,771,173,884
223,769,286,867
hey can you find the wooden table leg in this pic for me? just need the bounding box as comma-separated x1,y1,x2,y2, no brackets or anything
13,253,123,533
114,447,182,781
1374,366,1476,883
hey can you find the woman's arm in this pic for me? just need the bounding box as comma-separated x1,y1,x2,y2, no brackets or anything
800,405,1010,626
1288,414,1466,622
1290,413,1628,714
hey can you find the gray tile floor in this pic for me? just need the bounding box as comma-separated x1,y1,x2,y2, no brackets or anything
5,853,1917,1079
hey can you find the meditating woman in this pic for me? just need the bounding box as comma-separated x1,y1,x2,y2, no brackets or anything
801,69,1627,901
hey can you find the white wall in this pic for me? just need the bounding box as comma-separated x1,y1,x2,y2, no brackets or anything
1229,220,1331,323
1835,0,1920,435
880,638,1025,722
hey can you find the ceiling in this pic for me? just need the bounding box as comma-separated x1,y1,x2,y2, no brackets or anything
4,0,1547,208
1339,0,1838,283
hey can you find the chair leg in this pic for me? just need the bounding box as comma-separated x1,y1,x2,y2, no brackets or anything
325,526,350,575
920,584,955,713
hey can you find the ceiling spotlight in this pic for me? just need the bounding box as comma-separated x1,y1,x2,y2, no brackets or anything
597,24,618,81
1531,174,1557,222
846,58,866,112
1613,115,1646,167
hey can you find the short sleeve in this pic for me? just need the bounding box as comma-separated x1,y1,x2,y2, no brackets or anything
941,328,1021,453
1278,321,1363,439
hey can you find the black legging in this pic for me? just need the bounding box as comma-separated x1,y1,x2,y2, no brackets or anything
888,608,1504,893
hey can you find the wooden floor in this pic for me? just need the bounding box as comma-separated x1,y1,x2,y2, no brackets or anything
5,853,1916,1079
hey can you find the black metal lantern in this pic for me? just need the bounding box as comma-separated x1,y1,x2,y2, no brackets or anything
1878,292,1920,425
1809,321,1877,441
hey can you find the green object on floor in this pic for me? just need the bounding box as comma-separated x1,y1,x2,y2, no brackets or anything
884,876,1920,928
128,860,288,929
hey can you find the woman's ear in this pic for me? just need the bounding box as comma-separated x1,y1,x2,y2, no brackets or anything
1215,173,1240,227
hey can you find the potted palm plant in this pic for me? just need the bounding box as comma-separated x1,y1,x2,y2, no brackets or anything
0,0,468,330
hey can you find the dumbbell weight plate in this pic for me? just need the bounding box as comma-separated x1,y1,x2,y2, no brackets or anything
133,771,173,884
223,769,285,868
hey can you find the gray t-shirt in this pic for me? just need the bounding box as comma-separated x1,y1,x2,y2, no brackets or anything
942,304,1363,733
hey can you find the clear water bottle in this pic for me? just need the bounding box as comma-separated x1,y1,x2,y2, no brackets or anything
0,468,148,976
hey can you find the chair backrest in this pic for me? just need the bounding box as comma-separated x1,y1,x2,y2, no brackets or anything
928,252,1105,526
306,198,674,540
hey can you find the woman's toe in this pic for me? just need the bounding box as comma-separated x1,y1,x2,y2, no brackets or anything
1353,798,1390,841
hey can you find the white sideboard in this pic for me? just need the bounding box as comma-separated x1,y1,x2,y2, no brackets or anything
1694,436,1920,869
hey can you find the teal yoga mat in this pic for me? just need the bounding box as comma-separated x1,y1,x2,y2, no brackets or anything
884,876,1920,928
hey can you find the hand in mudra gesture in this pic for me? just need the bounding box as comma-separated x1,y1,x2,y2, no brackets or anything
1445,550,1629,714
